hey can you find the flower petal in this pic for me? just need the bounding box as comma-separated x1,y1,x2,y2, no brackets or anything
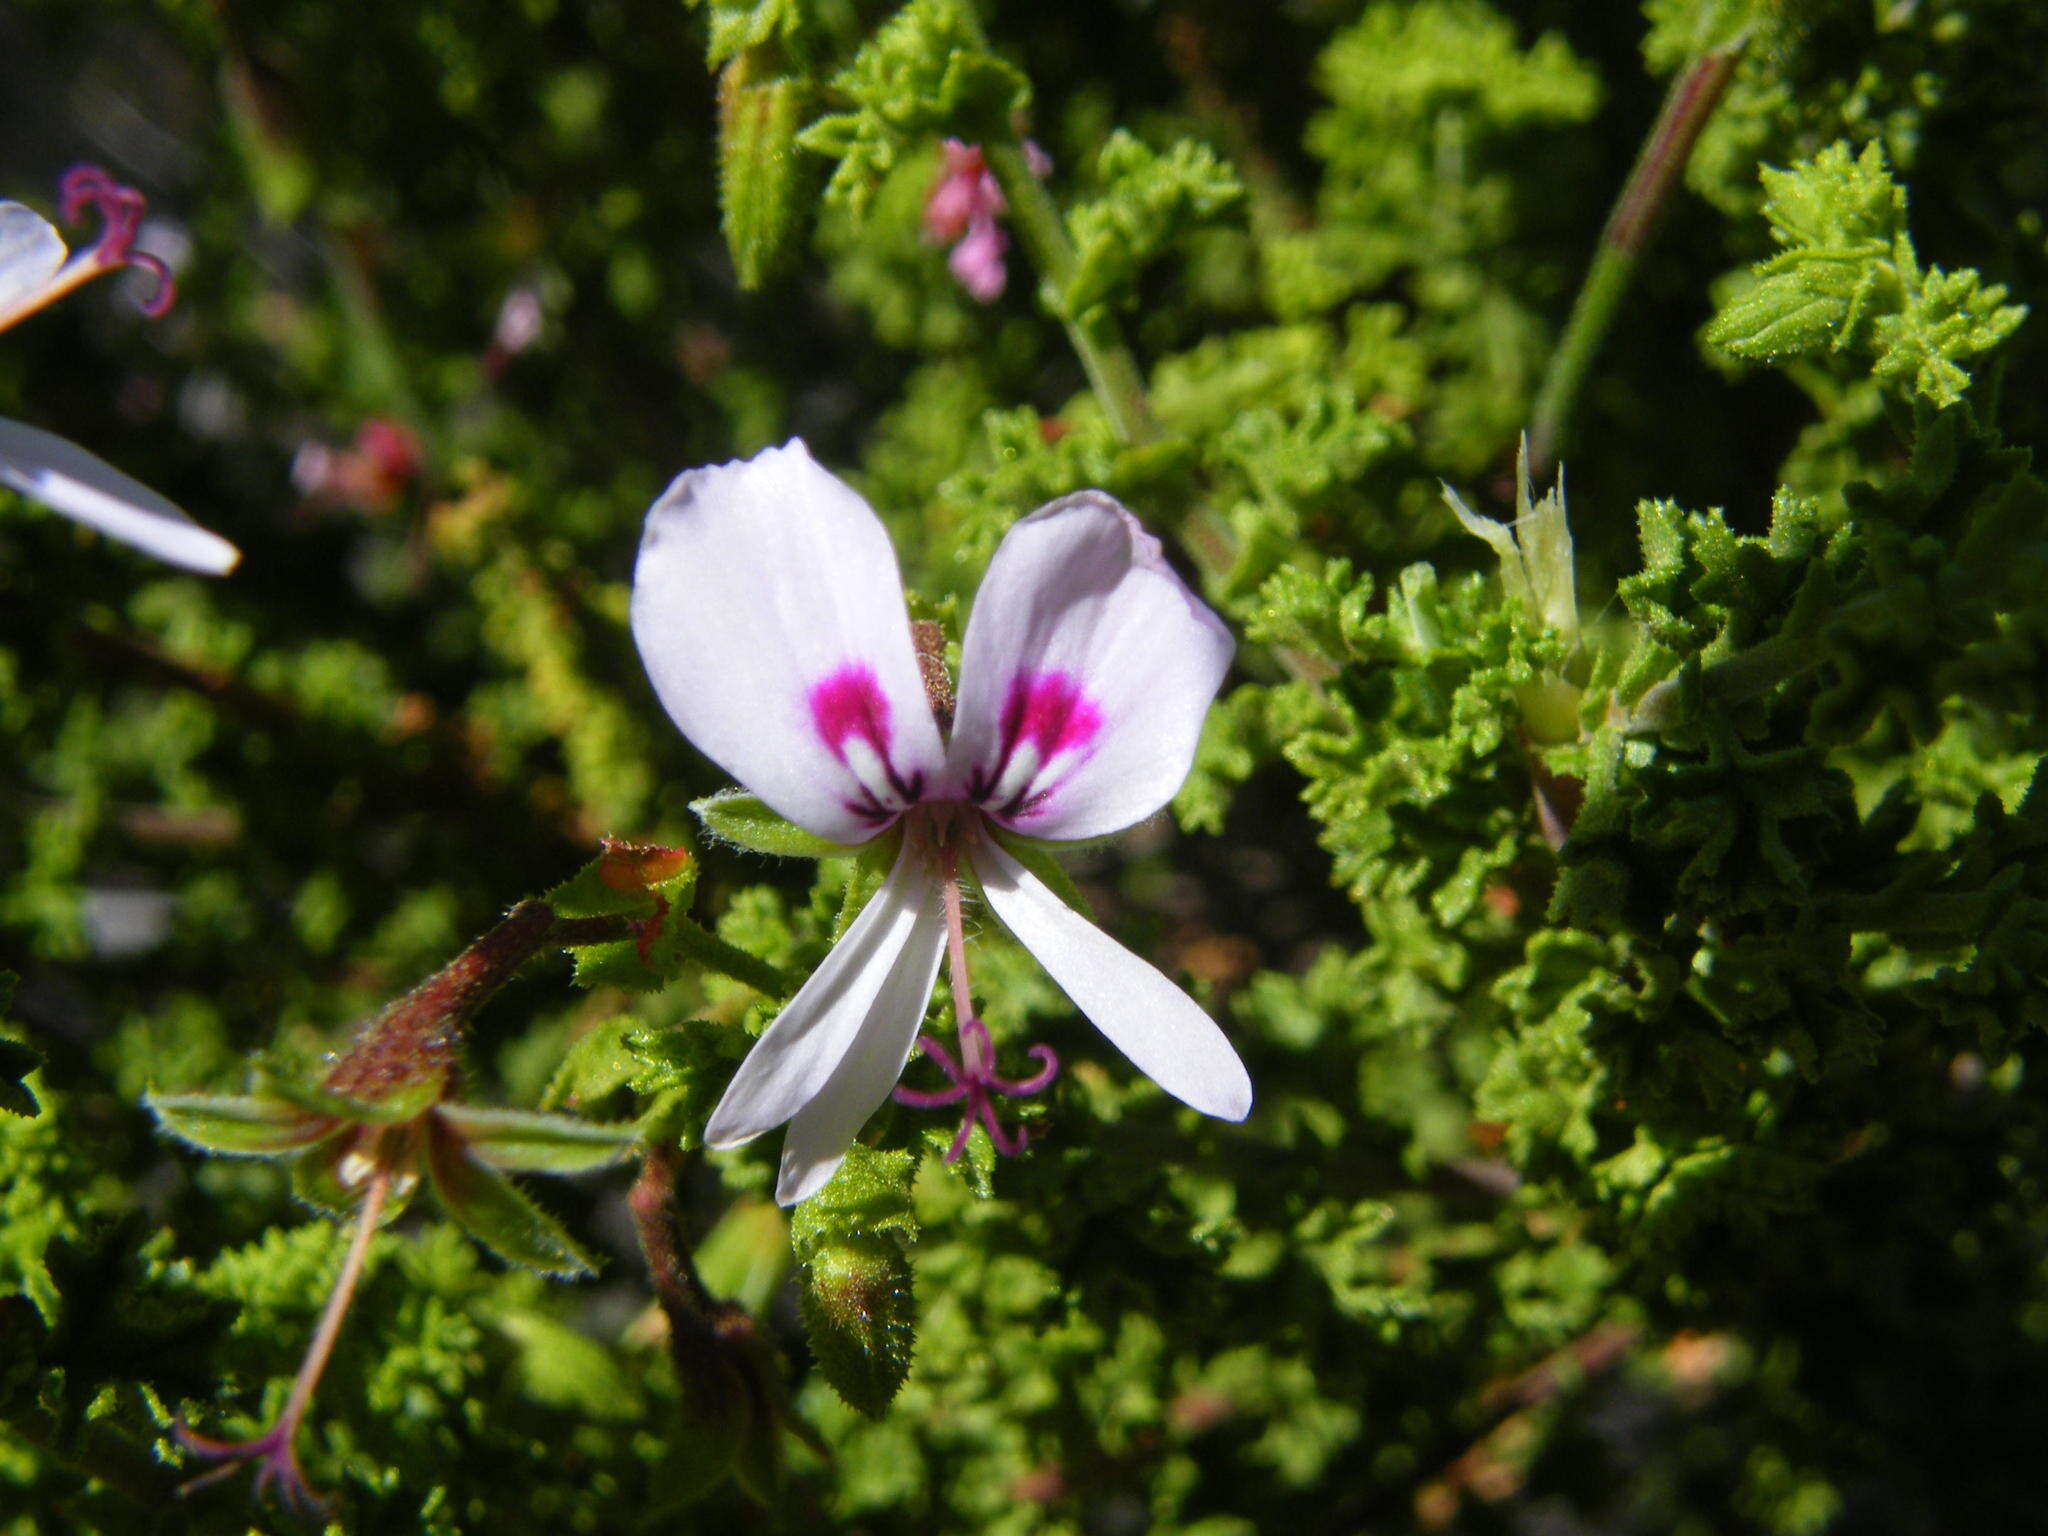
948,491,1232,840
776,888,947,1205
631,440,945,846
0,203,66,328
0,418,240,574
705,849,943,1152
972,831,1251,1121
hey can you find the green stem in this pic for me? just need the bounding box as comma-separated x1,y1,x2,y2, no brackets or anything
665,912,790,997
1527,42,1745,479
980,139,1157,445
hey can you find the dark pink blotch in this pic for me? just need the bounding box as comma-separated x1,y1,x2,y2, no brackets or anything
1000,671,1101,761
809,664,893,762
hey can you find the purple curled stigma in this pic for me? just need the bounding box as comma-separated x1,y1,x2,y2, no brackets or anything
893,1015,1059,1162
60,164,174,318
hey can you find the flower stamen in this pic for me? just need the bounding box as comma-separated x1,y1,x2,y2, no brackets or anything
891,846,1058,1161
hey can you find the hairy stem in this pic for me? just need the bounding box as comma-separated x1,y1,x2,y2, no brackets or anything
278,1168,391,1443
1527,43,1745,479
325,898,783,1105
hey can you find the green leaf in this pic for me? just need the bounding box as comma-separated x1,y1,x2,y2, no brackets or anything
719,66,810,291
424,1117,600,1276
0,1038,38,1119
434,1103,641,1173
694,789,853,858
146,1092,336,1158
790,1147,919,1416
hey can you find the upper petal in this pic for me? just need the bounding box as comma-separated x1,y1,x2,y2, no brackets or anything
972,831,1251,1121
948,491,1232,841
0,418,240,575
704,848,943,1151
631,440,945,847
0,203,66,329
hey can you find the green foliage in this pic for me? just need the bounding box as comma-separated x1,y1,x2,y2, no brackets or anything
7,0,2048,1531
1062,132,1244,319
1706,141,2027,407
0,974,39,1118
798,0,1028,218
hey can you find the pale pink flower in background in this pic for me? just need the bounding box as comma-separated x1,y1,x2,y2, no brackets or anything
922,139,1051,304
0,165,238,575
291,415,424,513
630,440,1250,1203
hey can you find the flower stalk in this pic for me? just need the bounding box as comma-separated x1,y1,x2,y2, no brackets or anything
1527,40,1746,479
176,1167,392,1518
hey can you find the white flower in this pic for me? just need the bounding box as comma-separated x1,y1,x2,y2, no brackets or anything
0,168,238,575
631,440,1252,1203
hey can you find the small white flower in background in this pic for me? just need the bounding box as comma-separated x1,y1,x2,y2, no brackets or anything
631,440,1252,1204
0,165,239,575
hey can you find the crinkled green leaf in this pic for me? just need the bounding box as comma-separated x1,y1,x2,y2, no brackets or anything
423,1118,599,1277
694,789,853,858
1705,141,2026,407
797,0,1028,218
434,1103,640,1173
1063,132,1242,319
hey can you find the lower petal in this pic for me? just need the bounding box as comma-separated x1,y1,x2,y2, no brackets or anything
705,850,941,1150
776,886,948,1204
972,832,1251,1122
0,418,240,575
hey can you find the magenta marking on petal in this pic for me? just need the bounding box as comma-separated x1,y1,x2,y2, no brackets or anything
809,664,893,763
969,670,1103,816
1002,671,1101,759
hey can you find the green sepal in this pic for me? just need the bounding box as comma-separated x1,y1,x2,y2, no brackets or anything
986,828,1094,920
833,832,902,941
547,846,698,921
693,790,855,859
435,1103,641,1174
292,1128,370,1219
146,1092,336,1158
424,1116,599,1277
719,64,809,291
790,1147,919,1416
257,1062,444,1125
